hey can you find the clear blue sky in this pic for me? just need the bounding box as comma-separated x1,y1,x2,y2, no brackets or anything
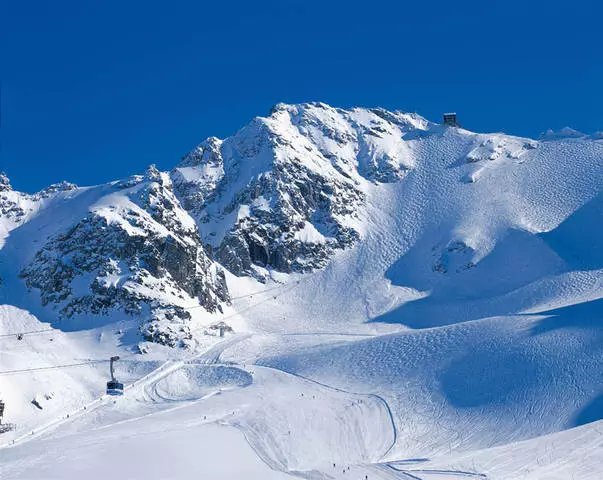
1,0,601,192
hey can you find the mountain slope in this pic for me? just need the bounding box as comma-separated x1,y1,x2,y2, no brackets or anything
171,103,428,279
0,167,229,348
169,102,603,332
3,102,601,335
0,102,602,480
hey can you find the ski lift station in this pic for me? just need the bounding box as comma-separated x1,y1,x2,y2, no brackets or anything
443,112,458,127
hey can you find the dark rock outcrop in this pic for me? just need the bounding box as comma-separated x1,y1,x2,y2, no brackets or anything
21,167,229,347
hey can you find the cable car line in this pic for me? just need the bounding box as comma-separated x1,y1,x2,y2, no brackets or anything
0,276,308,379
217,279,303,323
1,279,299,338
0,280,301,376
0,360,109,376
180,281,292,311
0,351,140,376
0,328,55,339
228,282,292,301
0,283,285,339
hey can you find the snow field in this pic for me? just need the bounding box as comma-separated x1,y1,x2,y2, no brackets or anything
253,310,602,460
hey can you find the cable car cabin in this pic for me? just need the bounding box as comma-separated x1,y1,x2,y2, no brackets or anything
106,356,123,395
106,380,124,396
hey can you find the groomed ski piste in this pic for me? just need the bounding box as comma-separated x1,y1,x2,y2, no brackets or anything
1,104,602,479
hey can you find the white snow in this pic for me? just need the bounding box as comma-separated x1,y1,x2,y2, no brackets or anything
1,103,602,479
293,221,329,243
2,421,292,480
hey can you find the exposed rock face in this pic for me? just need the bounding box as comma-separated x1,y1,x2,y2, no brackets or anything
5,102,602,349
211,154,363,276
432,240,477,274
172,136,224,216
172,102,426,278
0,172,11,192
21,167,229,347
1,176,80,228
0,173,31,225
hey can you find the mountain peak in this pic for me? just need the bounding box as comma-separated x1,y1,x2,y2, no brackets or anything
144,164,162,182
0,172,12,192
540,126,586,140
170,103,443,278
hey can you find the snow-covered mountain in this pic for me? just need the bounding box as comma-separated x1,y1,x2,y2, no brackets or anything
171,103,429,278
3,102,601,332
1,166,229,348
171,102,602,331
1,102,602,480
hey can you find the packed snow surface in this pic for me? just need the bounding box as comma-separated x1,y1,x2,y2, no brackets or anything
1,103,602,479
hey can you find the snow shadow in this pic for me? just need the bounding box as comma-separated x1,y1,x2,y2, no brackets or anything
152,365,252,402
540,192,603,270
438,348,543,409
377,228,564,328
375,194,603,329
529,297,603,336
573,392,603,427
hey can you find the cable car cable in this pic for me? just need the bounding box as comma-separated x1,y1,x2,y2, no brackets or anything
0,275,309,377
216,279,303,322
0,352,139,376
0,328,55,339
0,279,299,337
0,360,109,376
179,281,292,311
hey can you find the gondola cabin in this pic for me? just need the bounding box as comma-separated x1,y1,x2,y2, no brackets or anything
106,356,124,396
106,380,124,396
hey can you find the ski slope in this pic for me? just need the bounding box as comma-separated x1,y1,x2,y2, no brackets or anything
252,308,602,458
2,421,292,480
407,418,603,480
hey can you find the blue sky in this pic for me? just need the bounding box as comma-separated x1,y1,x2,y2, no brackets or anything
1,0,601,192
